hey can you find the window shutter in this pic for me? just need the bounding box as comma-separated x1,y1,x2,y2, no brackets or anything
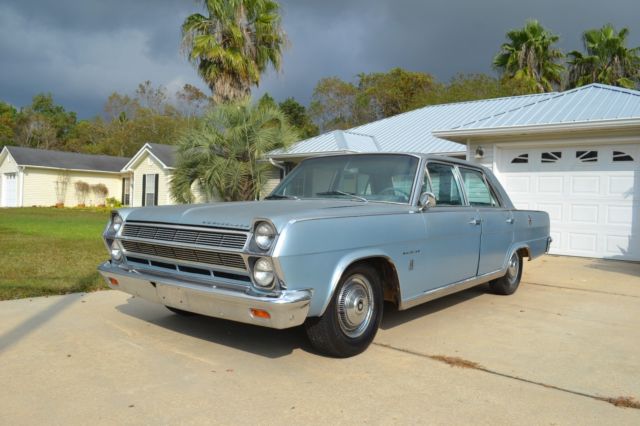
121,178,125,204
142,175,146,206
154,174,159,206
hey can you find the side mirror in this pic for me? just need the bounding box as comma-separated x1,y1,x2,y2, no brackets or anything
419,192,436,211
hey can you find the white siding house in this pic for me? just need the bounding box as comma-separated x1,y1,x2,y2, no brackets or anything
0,146,129,207
121,143,178,207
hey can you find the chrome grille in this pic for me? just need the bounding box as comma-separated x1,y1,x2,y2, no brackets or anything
120,240,246,270
122,223,247,250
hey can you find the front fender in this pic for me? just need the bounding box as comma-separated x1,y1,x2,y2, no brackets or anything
276,248,399,317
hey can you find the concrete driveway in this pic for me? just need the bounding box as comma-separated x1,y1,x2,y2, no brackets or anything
1,256,639,425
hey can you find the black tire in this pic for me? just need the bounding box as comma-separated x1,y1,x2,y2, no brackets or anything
304,264,383,358
489,251,523,295
166,306,196,316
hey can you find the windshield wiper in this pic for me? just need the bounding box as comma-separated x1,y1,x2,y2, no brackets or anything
316,191,368,202
264,194,299,200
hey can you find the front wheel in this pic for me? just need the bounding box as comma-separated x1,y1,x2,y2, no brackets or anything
305,264,383,357
489,251,523,295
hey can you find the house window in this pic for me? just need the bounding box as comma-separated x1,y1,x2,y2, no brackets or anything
142,174,159,206
511,153,529,164
541,151,562,163
613,151,634,162
576,150,598,163
121,177,131,206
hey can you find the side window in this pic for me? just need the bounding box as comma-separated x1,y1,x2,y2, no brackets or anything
459,168,499,207
425,163,463,206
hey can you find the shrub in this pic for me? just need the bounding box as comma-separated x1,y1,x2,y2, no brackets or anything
106,197,122,208
91,183,109,206
74,181,91,206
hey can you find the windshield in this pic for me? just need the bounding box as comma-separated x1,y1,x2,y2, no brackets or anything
269,154,419,204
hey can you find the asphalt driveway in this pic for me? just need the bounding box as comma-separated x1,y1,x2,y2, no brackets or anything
1,256,639,424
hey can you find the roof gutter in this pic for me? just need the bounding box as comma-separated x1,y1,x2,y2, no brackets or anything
433,118,640,141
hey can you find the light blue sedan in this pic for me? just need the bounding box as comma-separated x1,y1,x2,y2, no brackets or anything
99,153,551,357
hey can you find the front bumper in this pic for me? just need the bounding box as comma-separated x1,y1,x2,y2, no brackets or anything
98,261,312,329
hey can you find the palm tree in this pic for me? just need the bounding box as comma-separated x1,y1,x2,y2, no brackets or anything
182,0,287,103
567,24,640,89
493,20,564,92
170,98,297,202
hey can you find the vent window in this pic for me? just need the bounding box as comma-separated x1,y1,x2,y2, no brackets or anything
613,151,634,162
511,153,529,164
576,150,598,163
541,151,562,163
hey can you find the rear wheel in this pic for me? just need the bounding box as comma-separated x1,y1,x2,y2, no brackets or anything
305,264,383,357
166,306,196,316
489,251,523,295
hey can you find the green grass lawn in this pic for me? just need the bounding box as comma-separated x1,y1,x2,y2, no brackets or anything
0,208,111,300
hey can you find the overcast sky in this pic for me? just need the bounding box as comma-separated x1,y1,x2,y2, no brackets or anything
1,0,638,118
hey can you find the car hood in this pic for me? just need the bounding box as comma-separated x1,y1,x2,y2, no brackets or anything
121,199,412,231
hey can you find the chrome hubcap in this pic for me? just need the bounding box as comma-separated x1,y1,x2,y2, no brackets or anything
337,274,374,338
507,253,519,284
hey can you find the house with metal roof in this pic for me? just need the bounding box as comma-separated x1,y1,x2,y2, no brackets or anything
268,91,555,161
433,83,640,261
269,83,640,261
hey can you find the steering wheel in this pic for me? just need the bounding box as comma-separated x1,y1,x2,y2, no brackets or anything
379,187,411,201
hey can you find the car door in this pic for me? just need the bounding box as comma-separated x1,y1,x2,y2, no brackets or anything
408,162,481,299
458,167,514,275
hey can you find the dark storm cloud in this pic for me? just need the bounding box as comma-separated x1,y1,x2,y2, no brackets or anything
1,0,639,117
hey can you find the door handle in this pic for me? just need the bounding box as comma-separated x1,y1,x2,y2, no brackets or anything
506,218,514,224
469,218,481,225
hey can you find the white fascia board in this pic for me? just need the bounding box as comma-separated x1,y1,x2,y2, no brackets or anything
433,118,640,141
121,145,171,171
21,165,128,175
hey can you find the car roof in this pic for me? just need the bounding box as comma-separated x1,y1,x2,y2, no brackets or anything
300,151,482,169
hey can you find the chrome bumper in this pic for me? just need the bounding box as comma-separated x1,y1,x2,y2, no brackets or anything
98,261,312,329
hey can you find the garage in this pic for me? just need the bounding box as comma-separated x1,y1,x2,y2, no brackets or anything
432,84,640,261
496,145,639,261
1,172,18,207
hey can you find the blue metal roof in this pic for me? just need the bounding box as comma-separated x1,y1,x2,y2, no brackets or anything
269,92,554,158
450,84,640,130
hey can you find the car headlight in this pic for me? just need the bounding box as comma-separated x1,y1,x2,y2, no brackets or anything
111,214,123,233
254,221,276,250
111,247,123,261
253,257,275,289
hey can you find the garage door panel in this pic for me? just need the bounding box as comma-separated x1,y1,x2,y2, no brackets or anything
608,176,634,197
607,205,633,225
498,146,638,261
568,232,598,252
537,202,563,222
570,204,599,224
606,235,633,257
571,176,600,194
505,176,530,193
538,176,563,194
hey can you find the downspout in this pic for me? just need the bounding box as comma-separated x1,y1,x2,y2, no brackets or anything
269,158,287,177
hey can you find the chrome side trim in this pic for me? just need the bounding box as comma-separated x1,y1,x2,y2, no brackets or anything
399,269,505,310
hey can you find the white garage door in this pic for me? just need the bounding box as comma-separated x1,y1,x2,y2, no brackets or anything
2,172,18,207
497,145,639,261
